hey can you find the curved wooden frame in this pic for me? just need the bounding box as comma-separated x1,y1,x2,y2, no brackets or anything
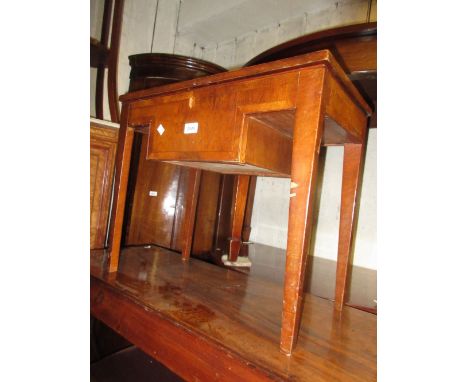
91,0,124,123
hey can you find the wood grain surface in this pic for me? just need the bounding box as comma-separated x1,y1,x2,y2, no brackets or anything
90,122,119,249
91,245,376,382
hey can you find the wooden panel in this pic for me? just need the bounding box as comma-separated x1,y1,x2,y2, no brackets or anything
91,278,276,382
181,169,201,260
170,167,190,251
124,54,229,259
245,117,292,175
91,246,376,382
191,171,222,256
147,85,238,161
128,53,227,93
125,134,180,247
90,122,119,249
166,161,288,176
322,116,361,146
144,71,299,175
334,38,377,73
324,71,368,142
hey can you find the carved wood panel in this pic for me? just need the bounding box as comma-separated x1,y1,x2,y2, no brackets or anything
90,122,119,249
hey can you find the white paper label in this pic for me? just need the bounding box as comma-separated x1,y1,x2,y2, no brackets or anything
184,122,198,134
149,191,158,197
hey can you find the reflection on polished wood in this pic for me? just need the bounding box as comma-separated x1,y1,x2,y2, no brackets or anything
232,244,376,312
125,53,230,259
181,169,201,261
91,245,376,382
125,134,180,248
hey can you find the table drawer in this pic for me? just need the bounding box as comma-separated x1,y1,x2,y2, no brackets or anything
139,72,298,176
147,83,238,162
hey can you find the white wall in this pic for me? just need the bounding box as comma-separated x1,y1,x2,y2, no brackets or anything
90,0,377,269
250,130,377,270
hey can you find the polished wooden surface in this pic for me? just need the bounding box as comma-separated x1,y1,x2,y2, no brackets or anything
128,53,227,92
125,137,180,248
191,171,222,256
110,50,371,353
280,68,327,353
90,121,119,249
91,245,376,381
120,51,369,113
235,244,376,312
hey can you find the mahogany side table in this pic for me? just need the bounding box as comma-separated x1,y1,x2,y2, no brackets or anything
107,50,371,355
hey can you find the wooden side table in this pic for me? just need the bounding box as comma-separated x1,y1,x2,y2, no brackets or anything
107,50,371,355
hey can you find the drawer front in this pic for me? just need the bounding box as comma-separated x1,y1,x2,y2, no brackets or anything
147,84,238,162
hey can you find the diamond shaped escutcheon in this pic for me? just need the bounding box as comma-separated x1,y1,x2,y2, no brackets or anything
156,124,165,135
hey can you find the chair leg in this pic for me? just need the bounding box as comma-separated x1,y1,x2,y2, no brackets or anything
334,143,365,310
181,169,201,261
280,69,326,355
228,175,250,262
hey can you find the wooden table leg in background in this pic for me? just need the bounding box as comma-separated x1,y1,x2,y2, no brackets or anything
228,175,250,262
108,105,134,273
334,141,366,311
181,169,202,261
242,176,257,242
280,70,326,355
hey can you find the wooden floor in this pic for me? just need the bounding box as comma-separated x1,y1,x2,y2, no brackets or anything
91,245,376,381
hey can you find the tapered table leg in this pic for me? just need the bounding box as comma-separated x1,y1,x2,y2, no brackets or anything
228,175,250,262
334,142,366,310
108,105,134,273
280,70,326,355
181,169,201,261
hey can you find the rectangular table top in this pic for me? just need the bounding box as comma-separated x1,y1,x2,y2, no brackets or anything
120,50,371,118
118,50,371,176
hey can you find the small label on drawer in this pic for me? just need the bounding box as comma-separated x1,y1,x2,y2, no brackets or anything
149,191,158,197
184,122,198,134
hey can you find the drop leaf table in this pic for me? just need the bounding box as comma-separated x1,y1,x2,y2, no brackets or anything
106,50,371,355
